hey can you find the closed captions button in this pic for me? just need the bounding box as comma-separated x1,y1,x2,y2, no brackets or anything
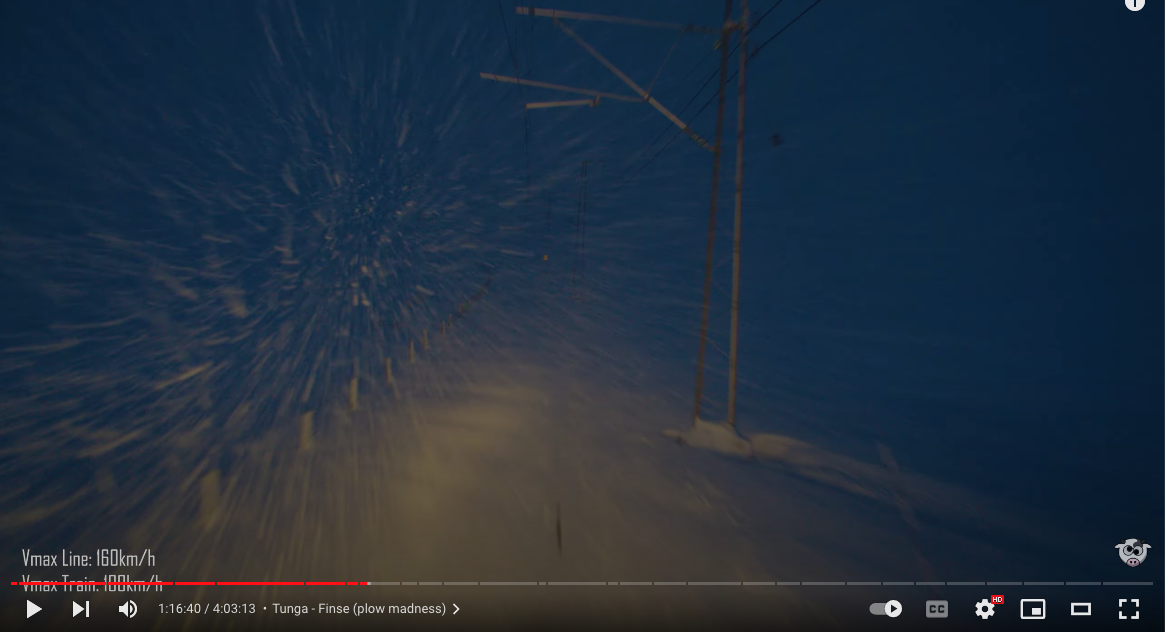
926,600,949,618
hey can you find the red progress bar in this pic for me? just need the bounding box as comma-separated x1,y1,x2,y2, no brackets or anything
175,582,216,586
14,585,170,590
215,585,302,590
12,585,368,590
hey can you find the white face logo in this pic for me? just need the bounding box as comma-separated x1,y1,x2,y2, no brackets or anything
1116,539,1151,567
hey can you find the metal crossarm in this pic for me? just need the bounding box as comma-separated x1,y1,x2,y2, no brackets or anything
526,98,598,110
480,73,640,103
551,18,712,151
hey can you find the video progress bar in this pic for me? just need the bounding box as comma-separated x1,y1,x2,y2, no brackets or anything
15,581,1154,587
13,585,365,590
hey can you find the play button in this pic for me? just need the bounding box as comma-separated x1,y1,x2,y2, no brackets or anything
884,600,902,618
27,600,41,618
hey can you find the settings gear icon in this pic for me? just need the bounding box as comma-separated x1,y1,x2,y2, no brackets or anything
974,599,996,619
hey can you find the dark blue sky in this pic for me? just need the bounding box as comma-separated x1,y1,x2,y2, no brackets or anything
731,0,1163,533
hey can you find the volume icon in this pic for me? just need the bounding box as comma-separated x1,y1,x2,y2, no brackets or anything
119,600,138,618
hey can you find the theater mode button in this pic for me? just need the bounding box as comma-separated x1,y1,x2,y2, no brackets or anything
870,600,902,618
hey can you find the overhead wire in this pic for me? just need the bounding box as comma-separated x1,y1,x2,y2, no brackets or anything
619,0,825,187
496,0,534,221
646,28,687,97
617,1,783,183
749,0,823,60
495,0,524,87
659,46,716,98
749,0,786,32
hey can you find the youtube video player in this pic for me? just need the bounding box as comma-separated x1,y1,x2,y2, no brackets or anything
1,1,1161,630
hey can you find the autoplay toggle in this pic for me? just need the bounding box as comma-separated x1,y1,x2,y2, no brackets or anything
870,600,902,618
